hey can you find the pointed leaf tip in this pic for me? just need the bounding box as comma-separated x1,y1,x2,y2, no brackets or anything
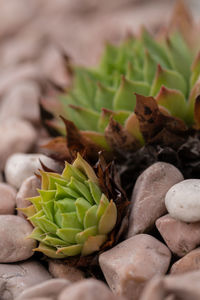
73,153,99,184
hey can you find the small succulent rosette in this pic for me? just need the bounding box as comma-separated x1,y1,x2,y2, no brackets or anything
21,154,117,258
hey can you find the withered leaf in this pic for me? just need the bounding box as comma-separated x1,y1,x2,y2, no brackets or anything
62,52,74,77
135,93,187,147
134,94,163,140
61,117,104,163
42,136,71,162
39,99,61,137
149,127,186,149
105,117,140,153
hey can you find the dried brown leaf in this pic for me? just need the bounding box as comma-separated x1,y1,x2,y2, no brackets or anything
61,117,103,163
105,117,140,153
135,93,187,147
42,136,71,162
134,94,163,140
149,128,186,148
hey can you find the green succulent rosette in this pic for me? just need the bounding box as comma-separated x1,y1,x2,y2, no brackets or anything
44,3,200,155
21,154,117,258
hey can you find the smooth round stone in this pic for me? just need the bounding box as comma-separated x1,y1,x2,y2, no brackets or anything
0,260,51,300
0,215,36,262
165,179,200,222
5,153,60,189
0,118,37,171
0,183,16,215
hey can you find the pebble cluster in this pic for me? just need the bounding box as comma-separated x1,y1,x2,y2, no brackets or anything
1,155,200,300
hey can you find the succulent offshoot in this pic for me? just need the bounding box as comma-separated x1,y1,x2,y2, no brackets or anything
21,154,117,258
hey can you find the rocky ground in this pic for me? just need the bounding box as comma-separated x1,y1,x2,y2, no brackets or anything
1,1,200,300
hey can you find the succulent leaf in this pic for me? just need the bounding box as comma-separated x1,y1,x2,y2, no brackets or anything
23,154,117,258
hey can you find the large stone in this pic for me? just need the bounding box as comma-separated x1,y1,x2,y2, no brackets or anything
127,162,184,238
48,260,85,282
99,234,171,300
16,278,70,300
0,119,37,171
170,248,200,275
0,260,51,300
165,179,200,223
156,214,200,257
0,215,36,262
0,183,16,215
58,279,119,300
16,175,40,217
5,153,61,189
0,81,40,124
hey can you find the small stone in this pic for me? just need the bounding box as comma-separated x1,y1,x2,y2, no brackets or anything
0,215,36,262
0,183,16,215
170,248,200,275
0,81,40,124
139,276,165,300
165,270,200,299
127,162,184,238
156,214,200,257
5,153,61,189
48,260,85,282
0,64,40,96
58,279,119,300
23,298,50,300
140,271,200,300
24,298,50,300
16,278,70,300
16,175,40,217
99,234,171,300
39,46,68,87
0,260,51,300
165,179,200,223
0,119,37,171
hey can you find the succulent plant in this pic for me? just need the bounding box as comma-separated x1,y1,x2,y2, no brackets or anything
43,2,200,157
21,154,117,258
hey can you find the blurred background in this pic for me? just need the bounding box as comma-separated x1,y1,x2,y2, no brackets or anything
0,0,199,70
0,0,199,127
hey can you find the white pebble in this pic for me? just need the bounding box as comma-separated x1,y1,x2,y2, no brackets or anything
5,153,61,189
165,179,200,223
